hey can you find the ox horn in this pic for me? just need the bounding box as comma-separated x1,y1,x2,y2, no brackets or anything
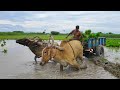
48,35,54,46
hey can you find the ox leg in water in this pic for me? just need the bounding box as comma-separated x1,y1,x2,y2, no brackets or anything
34,56,38,64
80,59,87,69
69,59,80,70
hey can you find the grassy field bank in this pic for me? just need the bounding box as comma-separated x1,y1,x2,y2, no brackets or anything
106,38,120,47
0,32,120,47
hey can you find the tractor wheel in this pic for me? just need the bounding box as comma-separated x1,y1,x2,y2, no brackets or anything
95,45,104,57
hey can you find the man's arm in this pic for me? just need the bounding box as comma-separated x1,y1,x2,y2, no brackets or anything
66,30,74,38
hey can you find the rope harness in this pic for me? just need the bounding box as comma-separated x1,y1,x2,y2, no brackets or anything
49,41,75,61
68,42,75,59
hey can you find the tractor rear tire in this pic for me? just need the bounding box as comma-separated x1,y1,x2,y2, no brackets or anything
95,45,104,57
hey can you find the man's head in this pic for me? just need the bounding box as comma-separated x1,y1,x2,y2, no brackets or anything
76,25,79,29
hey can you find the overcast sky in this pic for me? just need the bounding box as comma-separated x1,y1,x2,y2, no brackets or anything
0,11,120,33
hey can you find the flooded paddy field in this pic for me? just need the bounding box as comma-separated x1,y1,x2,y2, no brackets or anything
0,40,119,79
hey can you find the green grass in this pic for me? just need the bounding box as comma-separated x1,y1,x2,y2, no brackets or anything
0,34,72,40
0,32,120,47
100,34,120,38
106,38,120,47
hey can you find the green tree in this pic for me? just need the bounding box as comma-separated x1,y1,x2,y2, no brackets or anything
51,31,60,35
108,32,113,34
85,29,91,35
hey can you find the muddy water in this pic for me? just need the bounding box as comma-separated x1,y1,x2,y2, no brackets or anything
104,47,120,64
0,40,118,79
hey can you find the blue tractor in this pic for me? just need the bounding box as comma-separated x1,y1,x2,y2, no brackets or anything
83,37,106,58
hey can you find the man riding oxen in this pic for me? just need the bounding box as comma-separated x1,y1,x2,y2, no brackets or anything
66,25,83,43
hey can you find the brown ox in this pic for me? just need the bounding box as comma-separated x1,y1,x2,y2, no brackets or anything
16,36,58,63
40,40,87,71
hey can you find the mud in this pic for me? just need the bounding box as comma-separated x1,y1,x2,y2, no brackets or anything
104,47,120,63
13,59,117,79
91,57,120,78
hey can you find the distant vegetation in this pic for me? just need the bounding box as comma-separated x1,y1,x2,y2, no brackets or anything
0,31,68,40
51,31,60,35
0,30,120,39
100,33,120,38
83,29,101,41
106,38,120,47
13,31,24,33
0,30,120,47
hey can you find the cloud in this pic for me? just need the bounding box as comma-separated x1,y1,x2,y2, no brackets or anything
0,20,16,25
0,11,120,33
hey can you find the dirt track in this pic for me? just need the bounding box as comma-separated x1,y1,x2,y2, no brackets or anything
91,57,120,78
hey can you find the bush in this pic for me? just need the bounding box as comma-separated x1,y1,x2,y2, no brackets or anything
83,30,101,42
108,32,113,34
85,29,91,35
51,31,60,35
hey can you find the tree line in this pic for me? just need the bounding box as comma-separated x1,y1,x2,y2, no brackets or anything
0,30,120,38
